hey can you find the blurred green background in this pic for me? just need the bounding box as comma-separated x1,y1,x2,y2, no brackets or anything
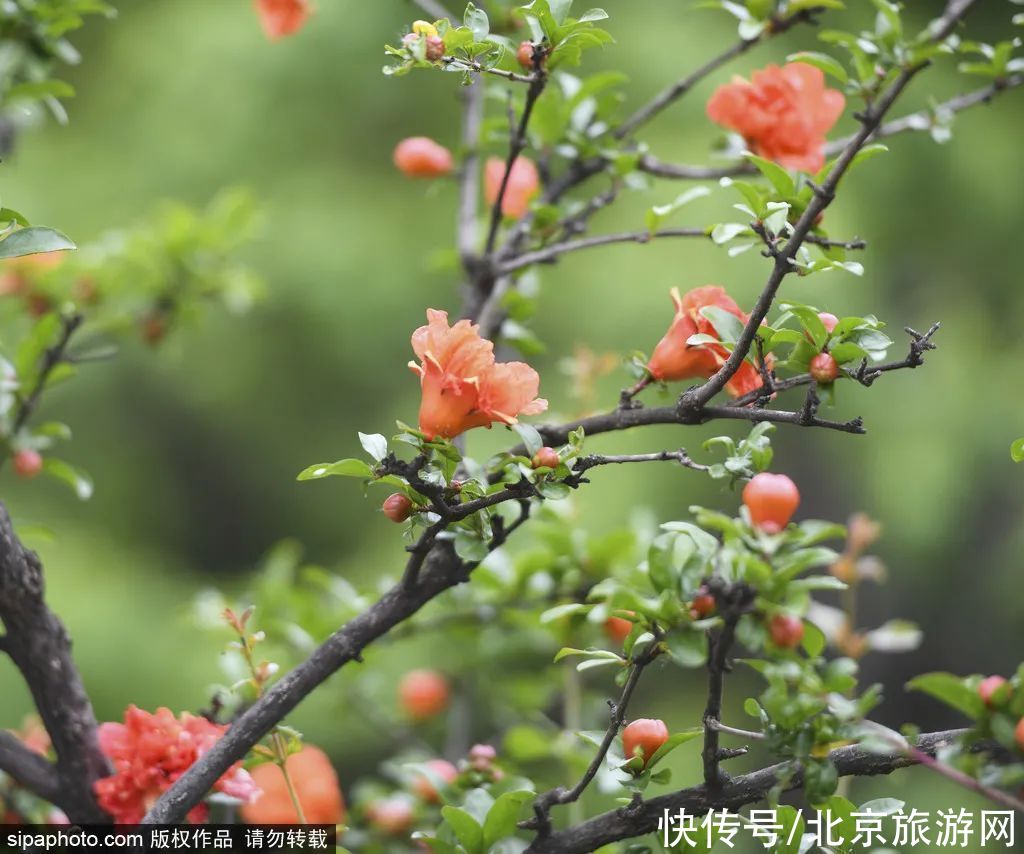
1,0,1022,842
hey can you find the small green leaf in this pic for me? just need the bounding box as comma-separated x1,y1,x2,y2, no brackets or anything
296,459,374,481
482,790,534,849
441,805,483,854
0,227,76,260
1011,437,1024,462
787,51,849,83
358,432,388,462
42,457,92,500
906,672,984,720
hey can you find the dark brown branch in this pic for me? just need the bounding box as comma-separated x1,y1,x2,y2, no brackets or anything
0,731,63,805
614,9,822,140
571,449,709,477
730,322,940,408
1,312,83,471
524,729,976,853
0,503,109,822
678,0,977,414
824,73,1024,158
526,401,864,456
482,63,546,257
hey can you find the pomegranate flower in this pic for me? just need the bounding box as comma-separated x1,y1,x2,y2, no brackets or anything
647,286,770,399
94,706,258,824
255,0,311,41
409,309,547,439
706,62,845,173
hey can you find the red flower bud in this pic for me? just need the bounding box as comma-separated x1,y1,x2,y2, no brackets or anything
603,615,634,644
425,35,445,62
393,137,454,178
484,156,539,219
517,41,535,69
412,759,458,803
468,743,497,771
621,718,669,770
769,614,804,649
13,449,43,480
255,0,311,41
742,472,800,534
382,493,414,523
690,588,716,619
809,352,839,383
398,669,449,720
818,312,839,334
978,675,1008,707
367,796,415,835
532,446,560,469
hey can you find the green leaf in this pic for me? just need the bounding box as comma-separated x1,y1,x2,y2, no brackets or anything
464,3,489,41
482,790,534,849
0,227,76,260
699,306,745,345
1011,437,1024,462
787,51,849,84
578,9,610,23
512,422,543,457
746,152,796,195
6,79,75,102
358,432,388,462
906,672,984,720
645,728,702,769
441,805,483,854
296,459,374,480
42,457,93,500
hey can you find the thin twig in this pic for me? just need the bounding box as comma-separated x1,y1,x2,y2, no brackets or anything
498,227,863,275
614,9,821,139
524,640,662,837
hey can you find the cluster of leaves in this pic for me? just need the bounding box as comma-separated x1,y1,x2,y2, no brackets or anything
713,152,883,275
384,1,611,81
0,189,262,495
908,669,1024,792
0,0,113,125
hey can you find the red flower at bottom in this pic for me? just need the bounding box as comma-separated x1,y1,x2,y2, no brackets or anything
646,286,771,399
94,706,258,824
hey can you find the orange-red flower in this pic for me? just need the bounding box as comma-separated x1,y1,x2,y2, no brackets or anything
241,745,344,824
409,309,547,439
706,62,845,173
94,706,258,824
255,0,311,41
484,156,539,219
647,286,770,399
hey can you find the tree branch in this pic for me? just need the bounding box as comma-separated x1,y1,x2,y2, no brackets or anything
498,227,863,275
0,731,63,805
525,729,979,853
524,641,661,838
0,503,109,822
678,0,978,414
457,78,485,273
